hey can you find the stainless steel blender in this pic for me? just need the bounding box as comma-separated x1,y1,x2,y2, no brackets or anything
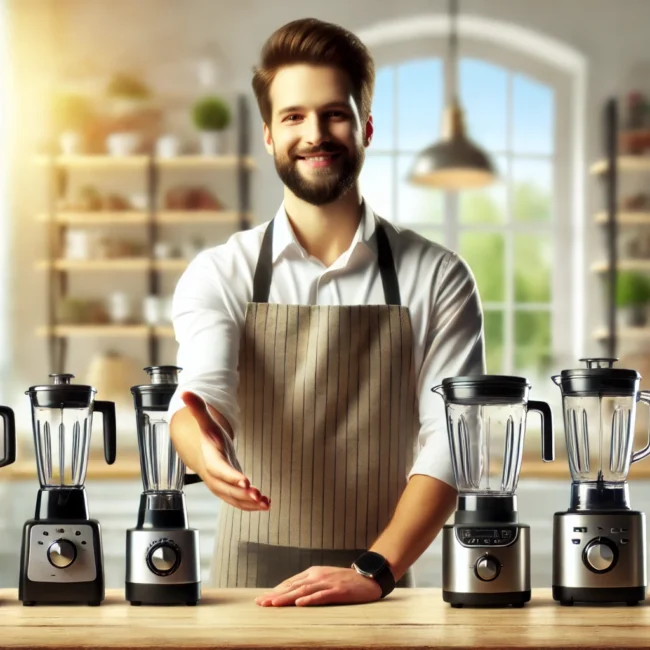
19,373,116,606
433,375,554,607
126,366,202,606
551,358,650,606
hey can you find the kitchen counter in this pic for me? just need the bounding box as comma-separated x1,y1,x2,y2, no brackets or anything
0,588,649,649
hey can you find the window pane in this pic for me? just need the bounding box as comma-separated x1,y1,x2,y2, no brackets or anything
412,227,444,245
512,74,554,155
514,234,552,303
512,158,552,222
514,310,552,376
397,59,443,151
459,232,505,302
460,58,508,152
360,155,394,221
484,310,504,374
459,155,507,225
370,67,394,151
396,154,443,225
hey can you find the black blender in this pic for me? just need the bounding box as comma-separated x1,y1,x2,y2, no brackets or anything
126,366,202,606
19,373,116,606
552,358,650,606
433,375,554,607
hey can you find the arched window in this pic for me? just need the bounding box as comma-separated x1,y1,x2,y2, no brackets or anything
358,15,586,393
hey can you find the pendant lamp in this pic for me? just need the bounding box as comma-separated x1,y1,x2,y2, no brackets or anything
408,0,496,189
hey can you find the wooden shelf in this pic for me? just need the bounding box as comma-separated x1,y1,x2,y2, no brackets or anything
36,325,175,338
36,258,150,271
153,259,189,272
594,327,650,341
157,155,256,170
590,156,650,175
37,211,148,225
157,210,246,224
34,154,149,169
591,259,650,272
36,210,248,225
595,211,650,225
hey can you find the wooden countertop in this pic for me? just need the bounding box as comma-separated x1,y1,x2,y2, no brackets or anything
0,588,649,649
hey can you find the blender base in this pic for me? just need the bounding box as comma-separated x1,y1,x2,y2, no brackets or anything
18,518,105,606
443,590,530,608
126,580,201,606
553,585,645,606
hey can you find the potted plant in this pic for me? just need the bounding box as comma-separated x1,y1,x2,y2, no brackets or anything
52,93,95,155
105,72,152,156
616,271,650,327
192,95,231,156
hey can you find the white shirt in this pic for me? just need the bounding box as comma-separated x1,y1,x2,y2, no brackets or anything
168,200,485,487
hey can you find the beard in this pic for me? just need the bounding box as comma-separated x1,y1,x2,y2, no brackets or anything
273,140,364,206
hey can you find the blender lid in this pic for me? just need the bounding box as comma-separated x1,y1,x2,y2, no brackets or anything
553,358,640,396
131,366,181,410
26,373,96,409
438,375,530,404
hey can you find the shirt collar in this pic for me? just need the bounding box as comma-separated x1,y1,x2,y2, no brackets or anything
271,199,378,264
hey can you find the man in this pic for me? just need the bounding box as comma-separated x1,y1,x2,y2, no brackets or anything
168,17,485,607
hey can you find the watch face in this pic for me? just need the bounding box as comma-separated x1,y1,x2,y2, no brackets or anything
356,552,386,576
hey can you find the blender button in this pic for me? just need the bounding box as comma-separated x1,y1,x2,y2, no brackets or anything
75,531,81,536
621,538,629,545
610,528,619,534
621,528,628,533
37,541,43,546
81,541,87,545
43,531,49,536
56,528,64,533
572,539,580,545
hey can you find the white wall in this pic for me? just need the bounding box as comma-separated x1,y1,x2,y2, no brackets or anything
7,0,650,435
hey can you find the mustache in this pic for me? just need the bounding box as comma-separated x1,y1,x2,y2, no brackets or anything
293,143,343,157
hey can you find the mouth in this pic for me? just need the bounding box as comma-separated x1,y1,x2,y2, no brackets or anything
295,152,342,168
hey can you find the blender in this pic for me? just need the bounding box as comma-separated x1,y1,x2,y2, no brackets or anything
19,373,116,606
433,375,554,607
551,357,650,606
126,366,202,606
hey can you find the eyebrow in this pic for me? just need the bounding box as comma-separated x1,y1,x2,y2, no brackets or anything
277,102,352,116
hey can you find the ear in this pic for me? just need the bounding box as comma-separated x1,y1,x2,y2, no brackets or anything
364,114,374,148
263,122,274,155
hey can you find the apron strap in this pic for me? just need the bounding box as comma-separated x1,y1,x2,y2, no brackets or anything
252,215,402,305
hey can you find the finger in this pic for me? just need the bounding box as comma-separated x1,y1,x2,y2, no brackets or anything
296,587,343,607
203,476,270,506
265,582,332,607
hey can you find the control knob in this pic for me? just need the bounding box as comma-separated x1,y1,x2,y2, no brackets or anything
47,539,77,569
474,555,500,582
583,538,617,573
146,540,181,576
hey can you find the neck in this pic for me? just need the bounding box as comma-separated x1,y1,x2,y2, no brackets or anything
283,185,363,267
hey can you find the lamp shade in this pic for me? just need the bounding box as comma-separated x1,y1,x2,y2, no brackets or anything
408,100,496,190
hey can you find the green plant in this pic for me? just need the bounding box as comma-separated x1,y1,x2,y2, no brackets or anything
615,271,650,308
192,96,231,131
106,73,151,100
52,93,94,132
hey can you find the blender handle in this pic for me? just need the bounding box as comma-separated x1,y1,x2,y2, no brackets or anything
527,400,555,462
0,406,16,468
184,473,204,485
94,401,117,465
632,391,650,464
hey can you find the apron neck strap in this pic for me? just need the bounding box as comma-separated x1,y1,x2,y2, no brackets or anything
252,215,402,305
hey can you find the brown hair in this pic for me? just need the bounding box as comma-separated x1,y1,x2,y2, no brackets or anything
252,18,375,126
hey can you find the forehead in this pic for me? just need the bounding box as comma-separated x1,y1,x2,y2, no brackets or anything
269,64,355,115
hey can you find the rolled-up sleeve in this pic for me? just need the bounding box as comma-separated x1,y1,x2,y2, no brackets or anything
167,250,242,431
408,252,486,487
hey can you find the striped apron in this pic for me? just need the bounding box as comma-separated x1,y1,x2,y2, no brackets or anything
211,217,420,588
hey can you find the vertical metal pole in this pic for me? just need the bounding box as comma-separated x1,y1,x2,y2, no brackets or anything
147,154,159,366
237,94,251,230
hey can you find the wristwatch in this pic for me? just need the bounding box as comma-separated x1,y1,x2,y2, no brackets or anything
351,551,396,598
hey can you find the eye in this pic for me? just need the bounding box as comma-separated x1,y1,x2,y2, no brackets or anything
283,114,302,123
327,111,347,119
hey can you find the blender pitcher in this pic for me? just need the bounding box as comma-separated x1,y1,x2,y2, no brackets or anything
433,375,555,495
551,358,650,509
131,366,202,492
26,373,116,488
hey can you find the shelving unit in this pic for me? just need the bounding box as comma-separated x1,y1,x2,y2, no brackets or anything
37,94,254,373
590,100,650,354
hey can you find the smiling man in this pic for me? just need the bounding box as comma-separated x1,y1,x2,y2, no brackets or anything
168,18,485,607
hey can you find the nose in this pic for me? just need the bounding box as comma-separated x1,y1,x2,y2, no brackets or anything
304,114,328,146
